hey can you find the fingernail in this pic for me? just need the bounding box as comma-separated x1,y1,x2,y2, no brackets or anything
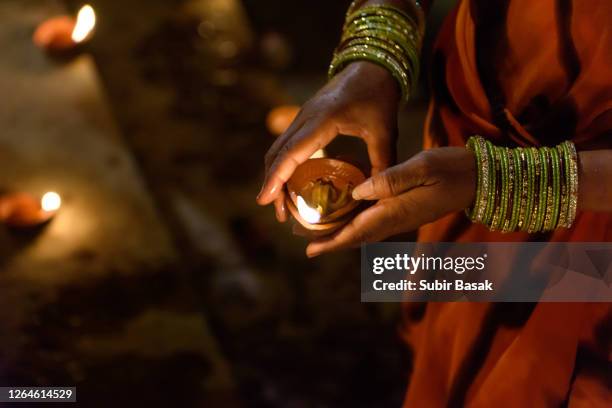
306,245,321,258
352,179,374,200
276,203,287,222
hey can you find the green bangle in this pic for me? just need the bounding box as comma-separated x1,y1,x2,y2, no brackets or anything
340,38,418,93
346,5,420,32
340,37,415,80
516,148,528,230
498,146,510,231
556,144,569,228
509,147,522,231
500,148,514,232
475,136,491,223
343,23,420,70
329,47,411,99
483,140,497,226
548,147,561,230
527,147,542,233
490,146,504,231
465,138,577,233
564,141,579,227
542,147,553,231
521,147,536,232
341,29,420,85
537,147,550,232
344,14,421,45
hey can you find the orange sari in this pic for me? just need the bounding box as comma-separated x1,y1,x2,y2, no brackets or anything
403,0,612,406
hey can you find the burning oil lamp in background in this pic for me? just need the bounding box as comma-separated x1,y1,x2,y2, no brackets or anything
0,191,62,228
286,158,366,236
33,5,96,54
266,105,300,136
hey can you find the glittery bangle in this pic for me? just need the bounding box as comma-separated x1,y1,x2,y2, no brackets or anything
527,147,543,233
475,136,491,223
564,141,578,227
342,25,421,76
519,148,533,231
542,147,554,231
332,3,422,104
329,47,411,99
338,36,418,87
556,144,569,228
517,148,529,231
537,147,549,232
508,148,522,231
498,147,511,231
345,10,420,37
465,138,578,233
483,140,497,226
547,147,561,231
490,146,508,231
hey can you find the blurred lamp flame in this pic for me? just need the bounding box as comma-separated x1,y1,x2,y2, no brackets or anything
296,196,320,224
41,192,61,212
71,5,96,43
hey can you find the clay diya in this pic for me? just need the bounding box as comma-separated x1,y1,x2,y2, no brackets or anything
33,5,96,55
285,158,366,236
0,192,61,228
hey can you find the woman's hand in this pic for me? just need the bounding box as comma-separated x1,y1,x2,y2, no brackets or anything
257,61,401,221
305,147,477,257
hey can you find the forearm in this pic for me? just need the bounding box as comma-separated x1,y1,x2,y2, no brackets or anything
578,150,612,212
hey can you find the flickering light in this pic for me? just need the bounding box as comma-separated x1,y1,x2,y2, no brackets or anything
71,5,96,43
296,195,321,224
41,192,62,212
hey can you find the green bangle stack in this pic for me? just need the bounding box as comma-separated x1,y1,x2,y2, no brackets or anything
329,2,424,104
465,136,579,233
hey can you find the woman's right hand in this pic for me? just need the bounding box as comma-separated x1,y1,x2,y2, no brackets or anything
257,61,402,221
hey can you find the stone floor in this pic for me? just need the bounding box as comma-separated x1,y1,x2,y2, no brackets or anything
0,0,454,406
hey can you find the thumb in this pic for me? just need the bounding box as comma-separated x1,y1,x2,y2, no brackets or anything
352,154,429,200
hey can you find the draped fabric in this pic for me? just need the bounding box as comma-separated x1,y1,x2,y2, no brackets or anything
403,0,612,405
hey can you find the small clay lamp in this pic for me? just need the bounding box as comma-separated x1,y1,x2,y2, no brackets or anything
0,192,61,228
33,5,96,55
286,158,366,236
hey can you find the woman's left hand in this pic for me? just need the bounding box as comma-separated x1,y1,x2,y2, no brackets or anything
305,147,477,257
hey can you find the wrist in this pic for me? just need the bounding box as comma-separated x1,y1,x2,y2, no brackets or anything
349,61,402,103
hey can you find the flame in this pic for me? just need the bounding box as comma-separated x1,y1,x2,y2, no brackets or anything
71,5,96,43
309,149,326,159
296,195,321,224
41,192,62,212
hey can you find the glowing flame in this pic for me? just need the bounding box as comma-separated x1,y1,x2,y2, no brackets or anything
41,192,62,212
296,195,321,224
309,149,326,159
71,5,96,43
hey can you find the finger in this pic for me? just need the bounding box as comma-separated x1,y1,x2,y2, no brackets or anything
265,116,307,172
274,193,287,222
306,200,398,257
257,118,337,205
366,125,397,176
352,153,429,200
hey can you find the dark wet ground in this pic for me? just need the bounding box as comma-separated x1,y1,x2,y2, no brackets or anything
0,0,454,406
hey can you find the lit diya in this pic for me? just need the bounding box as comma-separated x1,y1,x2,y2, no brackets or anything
286,158,366,235
33,5,96,54
0,191,61,228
